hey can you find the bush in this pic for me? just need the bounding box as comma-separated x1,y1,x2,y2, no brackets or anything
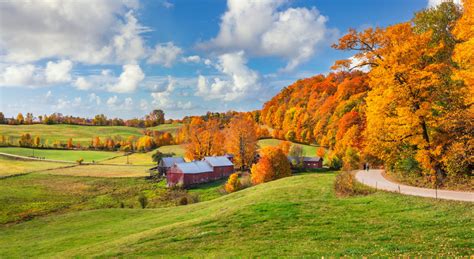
138,193,148,209
334,171,375,197
76,158,84,165
224,173,241,193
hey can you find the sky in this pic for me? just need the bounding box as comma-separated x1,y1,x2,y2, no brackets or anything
0,0,451,120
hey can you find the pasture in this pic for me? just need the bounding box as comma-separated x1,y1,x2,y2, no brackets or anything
105,150,156,165
0,173,472,256
258,138,320,156
0,156,67,177
39,164,150,178
156,144,186,157
0,147,120,162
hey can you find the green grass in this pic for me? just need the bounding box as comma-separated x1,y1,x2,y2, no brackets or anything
0,147,120,162
156,144,186,157
105,151,156,165
39,164,150,178
258,138,320,155
0,124,145,146
0,173,472,256
0,156,67,177
147,123,183,133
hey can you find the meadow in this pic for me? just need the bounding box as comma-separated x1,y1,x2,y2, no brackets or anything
39,164,150,178
0,147,121,162
258,138,320,156
0,173,472,256
0,123,182,146
0,156,67,177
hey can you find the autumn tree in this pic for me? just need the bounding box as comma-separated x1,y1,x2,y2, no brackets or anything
16,113,24,124
67,138,74,149
33,136,41,147
251,146,291,185
224,173,241,193
333,2,471,181
92,136,102,149
0,112,5,124
289,145,304,168
18,133,32,147
225,115,258,170
184,118,225,160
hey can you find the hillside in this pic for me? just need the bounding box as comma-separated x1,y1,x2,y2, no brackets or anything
0,173,472,257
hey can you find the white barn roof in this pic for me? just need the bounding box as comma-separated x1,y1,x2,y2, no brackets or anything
176,161,213,174
204,156,234,167
161,157,185,167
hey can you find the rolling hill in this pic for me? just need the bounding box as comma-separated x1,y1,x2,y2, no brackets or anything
0,173,471,257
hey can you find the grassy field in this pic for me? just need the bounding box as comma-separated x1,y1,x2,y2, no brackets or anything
39,164,150,178
105,151,156,165
147,123,183,133
0,156,67,177
258,138,319,155
0,173,472,256
157,144,186,157
0,147,120,162
0,123,181,147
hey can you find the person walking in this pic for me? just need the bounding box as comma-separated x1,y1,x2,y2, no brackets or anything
365,162,369,171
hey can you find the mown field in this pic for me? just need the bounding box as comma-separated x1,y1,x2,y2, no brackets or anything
0,147,120,162
0,156,67,177
258,138,320,155
0,173,472,257
39,164,150,178
0,123,182,146
105,144,186,165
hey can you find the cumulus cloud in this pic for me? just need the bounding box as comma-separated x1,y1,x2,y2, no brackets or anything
196,51,260,101
74,77,93,90
182,55,201,63
53,96,81,110
89,93,101,105
45,60,73,83
106,95,134,110
0,0,144,64
148,42,183,67
108,64,145,93
0,64,39,86
427,0,461,7
202,0,336,71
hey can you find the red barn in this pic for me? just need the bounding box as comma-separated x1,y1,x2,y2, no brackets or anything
288,156,323,169
167,156,234,187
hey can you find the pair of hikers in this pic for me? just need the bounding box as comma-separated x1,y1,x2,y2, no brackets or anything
363,162,370,171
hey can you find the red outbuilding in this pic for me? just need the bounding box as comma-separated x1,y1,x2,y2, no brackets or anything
167,156,234,187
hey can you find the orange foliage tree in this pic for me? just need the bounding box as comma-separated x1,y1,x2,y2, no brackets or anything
251,146,291,185
225,115,258,170
224,173,241,193
182,118,225,161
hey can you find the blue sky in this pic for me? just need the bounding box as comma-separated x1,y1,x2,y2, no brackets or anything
0,0,441,119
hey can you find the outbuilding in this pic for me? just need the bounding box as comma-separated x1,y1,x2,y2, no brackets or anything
158,157,185,175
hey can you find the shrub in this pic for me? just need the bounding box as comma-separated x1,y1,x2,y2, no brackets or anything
251,147,291,185
138,193,148,209
334,171,375,197
225,173,241,193
178,196,188,205
76,158,84,165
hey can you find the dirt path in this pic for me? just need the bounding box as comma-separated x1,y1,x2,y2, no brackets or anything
355,169,474,202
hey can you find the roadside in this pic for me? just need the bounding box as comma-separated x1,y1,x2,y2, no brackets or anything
355,170,474,202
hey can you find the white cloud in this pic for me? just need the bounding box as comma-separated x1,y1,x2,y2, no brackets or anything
148,42,183,67
0,0,146,64
108,64,145,93
107,95,119,106
124,97,134,108
0,64,39,86
203,0,336,70
149,76,192,110
74,77,93,90
45,60,72,83
427,0,461,7
89,93,101,105
140,99,149,110
196,51,260,101
53,96,81,110
182,55,201,63
161,0,174,9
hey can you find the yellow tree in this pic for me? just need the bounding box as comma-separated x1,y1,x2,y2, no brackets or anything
333,19,468,179
224,173,241,193
185,118,225,160
225,115,258,170
33,136,41,147
67,138,74,149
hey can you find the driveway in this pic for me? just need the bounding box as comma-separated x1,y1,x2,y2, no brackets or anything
355,170,474,202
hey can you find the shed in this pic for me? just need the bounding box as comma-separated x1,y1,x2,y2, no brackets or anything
158,157,185,175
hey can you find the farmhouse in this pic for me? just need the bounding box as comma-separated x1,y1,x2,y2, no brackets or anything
288,156,323,169
158,157,185,175
167,156,234,187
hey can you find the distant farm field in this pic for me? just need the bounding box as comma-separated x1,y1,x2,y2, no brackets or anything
157,144,186,157
105,150,156,165
0,124,144,146
0,123,182,147
0,147,120,162
0,156,67,177
258,138,319,155
40,164,150,178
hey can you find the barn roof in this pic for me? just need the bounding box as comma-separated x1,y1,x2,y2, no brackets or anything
176,161,213,174
204,156,234,167
161,157,185,167
288,156,322,162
